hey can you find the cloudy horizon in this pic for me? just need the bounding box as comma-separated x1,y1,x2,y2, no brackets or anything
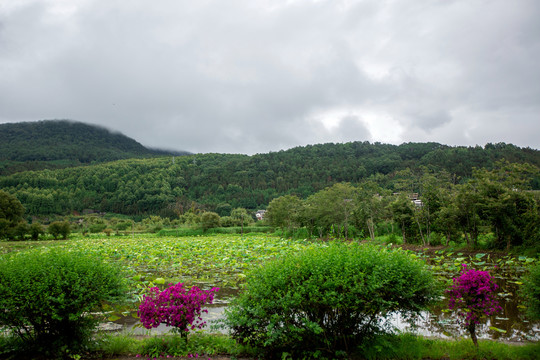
1,0,539,155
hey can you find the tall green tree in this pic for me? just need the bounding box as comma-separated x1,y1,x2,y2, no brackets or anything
390,194,417,244
433,192,460,246
419,171,453,244
231,208,252,235
474,163,540,249
305,183,356,239
353,181,384,240
0,190,25,240
266,195,303,234
455,183,482,248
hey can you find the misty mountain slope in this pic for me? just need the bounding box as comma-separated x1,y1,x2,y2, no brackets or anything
0,120,189,174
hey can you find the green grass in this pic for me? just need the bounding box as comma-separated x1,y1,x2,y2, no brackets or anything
3,324,536,360
94,332,255,359
355,333,540,360
95,332,140,357
87,332,540,359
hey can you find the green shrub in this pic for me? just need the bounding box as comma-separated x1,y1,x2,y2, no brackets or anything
200,211,221,232
29,222,45,240
521,261,540,321
224,242,440,358
48,220,71,239
428,232,443,246
88,223,107,233
220,216,235,227
115,221,132,231
12,221,29,241
0,248,127,358
290,227,311,239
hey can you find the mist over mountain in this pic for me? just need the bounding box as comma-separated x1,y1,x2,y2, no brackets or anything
0,120,189,174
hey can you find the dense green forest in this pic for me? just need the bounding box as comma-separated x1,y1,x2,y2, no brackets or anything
0,120,188,175
0,140,539,217
265,161,540,251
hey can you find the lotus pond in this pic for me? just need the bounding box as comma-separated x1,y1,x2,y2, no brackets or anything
0,234,538,342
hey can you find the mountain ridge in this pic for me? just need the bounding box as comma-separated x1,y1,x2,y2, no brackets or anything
0,119,190,175
1,137,539,216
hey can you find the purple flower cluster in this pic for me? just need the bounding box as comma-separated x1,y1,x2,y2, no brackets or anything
138,282,219,333
446,264,502,326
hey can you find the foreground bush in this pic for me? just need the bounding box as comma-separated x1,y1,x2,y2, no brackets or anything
522,261,540,321
0,248,127,358
224,242,440,358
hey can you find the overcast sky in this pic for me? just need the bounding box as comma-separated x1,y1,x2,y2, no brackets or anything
1,0,539,154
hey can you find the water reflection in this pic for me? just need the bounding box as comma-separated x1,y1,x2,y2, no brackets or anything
104,250,539,342
105,285,538,342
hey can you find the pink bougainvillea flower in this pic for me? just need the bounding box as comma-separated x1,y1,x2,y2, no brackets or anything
138,282,219,335
446,264,502,347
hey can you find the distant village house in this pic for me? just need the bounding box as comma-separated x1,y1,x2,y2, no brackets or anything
255,210,266,220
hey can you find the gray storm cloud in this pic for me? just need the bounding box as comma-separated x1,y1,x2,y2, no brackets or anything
0,0,539,154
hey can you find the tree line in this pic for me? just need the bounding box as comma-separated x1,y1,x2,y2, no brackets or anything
265,161,540,251
0,186,258,240
1,160,539,251
0,141,539,218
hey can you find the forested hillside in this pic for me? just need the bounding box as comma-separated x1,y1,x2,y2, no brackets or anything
0,120,189,175
1,140,538,217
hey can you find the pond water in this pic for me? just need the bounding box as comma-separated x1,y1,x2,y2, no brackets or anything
2,239,537,342
105,249,539,342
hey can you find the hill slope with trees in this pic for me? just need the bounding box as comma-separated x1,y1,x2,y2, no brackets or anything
1,140,538,217
0,120,189,175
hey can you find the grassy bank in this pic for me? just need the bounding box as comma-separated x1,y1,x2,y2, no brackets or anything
89,332,540,359
2,325,538,359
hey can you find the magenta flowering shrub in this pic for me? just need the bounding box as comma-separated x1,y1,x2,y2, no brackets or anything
446,264,502,346
138,282,219,336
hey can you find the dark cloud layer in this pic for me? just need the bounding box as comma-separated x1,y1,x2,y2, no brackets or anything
1,0,539,154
